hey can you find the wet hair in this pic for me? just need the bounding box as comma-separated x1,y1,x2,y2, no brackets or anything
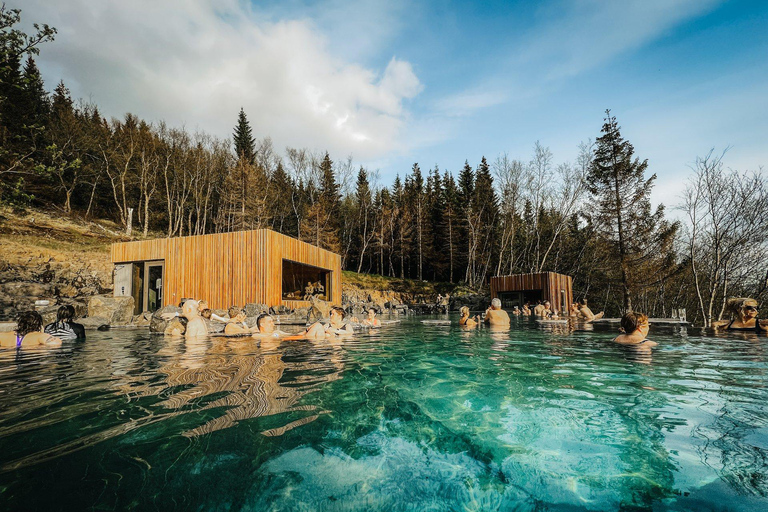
16,311,43,337
228,306,244,319
256,313,271,329
201,309,212,320
620,312,649,334
330,306,346,319
460,306,470,316
726,297,759,318
491,298,501,308
56,305,75,323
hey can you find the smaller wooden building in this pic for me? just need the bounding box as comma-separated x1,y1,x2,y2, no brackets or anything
111,229,341,314
490,272,573,313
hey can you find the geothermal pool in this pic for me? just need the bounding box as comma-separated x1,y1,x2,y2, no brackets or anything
0,318,766,510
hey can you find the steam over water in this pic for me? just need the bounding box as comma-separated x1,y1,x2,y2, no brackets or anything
1,318,767,510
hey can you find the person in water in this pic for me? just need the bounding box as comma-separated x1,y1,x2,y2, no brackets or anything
44,305,86,340
1,311,62,348
577,298,604,322
361,308,382,328
182,300,208,338
613,312,657,349
712,297,768,333
251,313,294,338
521,303,531,316
301,306,354,338
483,298,511,327
224,306,256,335
568,303,580,317
459,306,480,327
533,301,546,317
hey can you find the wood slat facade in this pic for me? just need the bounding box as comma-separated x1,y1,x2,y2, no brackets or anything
490,272,573,313
111,229,341,311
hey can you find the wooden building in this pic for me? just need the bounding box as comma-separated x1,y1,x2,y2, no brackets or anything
490,272,573,313
111,229,341,314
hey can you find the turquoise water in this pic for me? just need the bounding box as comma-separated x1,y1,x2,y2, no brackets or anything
1,317,767,511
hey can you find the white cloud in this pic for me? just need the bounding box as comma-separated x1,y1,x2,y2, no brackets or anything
21,0,422,159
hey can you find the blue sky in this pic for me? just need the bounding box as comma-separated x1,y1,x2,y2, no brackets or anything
21,0,768,208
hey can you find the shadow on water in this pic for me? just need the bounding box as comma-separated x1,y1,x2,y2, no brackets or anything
0,318,765,510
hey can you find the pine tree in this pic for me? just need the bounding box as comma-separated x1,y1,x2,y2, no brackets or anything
472,156,499,285
587,109,678,311
20,57,49,127
405,163,425,280
232,108,255,164
442,171,460,283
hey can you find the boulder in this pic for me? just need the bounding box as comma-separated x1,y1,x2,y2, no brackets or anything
269,305,290,315
150,305,182,333
57,285,79,298
132,311,152,327
307,296,332,323
79,316,111,329
0,281,53,298
87,294,135,326
244,303,268,317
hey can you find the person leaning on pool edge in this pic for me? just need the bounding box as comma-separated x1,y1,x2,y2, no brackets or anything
711,297,768,333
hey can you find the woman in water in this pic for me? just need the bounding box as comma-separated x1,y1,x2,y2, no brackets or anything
459,306,480,327
44,305,86,340
1,311,62,348
613,312,657,348
712,297,768,333
301,306,355,338
361,308,382,328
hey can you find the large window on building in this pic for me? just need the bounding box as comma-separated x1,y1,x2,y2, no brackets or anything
282,260,331,301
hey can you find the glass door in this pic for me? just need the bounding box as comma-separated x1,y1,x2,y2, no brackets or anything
143,261,165,312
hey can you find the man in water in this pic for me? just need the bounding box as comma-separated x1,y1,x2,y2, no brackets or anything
533,301,546,317
252,313,293,338
483,298,511,327
183,299,208,338
578,298,604,322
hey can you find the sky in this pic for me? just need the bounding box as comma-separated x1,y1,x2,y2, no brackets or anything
18,0,768,209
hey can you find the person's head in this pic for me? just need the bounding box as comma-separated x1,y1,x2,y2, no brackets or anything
56,304,75,324
513,306,519,311
256,313,275,333
544,301,551,309
228,306,245,322
330,306,346,322
198,300,209,312
201,308,212,320
367,308,376,320
727,297,759,321
182,300,200,319
491,298,502,310
16,311,43,337
581,298,588,306
620,312,649,335
460,306,470,317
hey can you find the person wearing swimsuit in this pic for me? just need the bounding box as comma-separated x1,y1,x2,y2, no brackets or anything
300,306,354,339
44,305,86,340
459,306,479,327
712,297,768,333
1,311,62,349
613,312,658,349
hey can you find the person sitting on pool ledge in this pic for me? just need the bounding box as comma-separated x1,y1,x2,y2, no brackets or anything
182,300,208,338
613,312,657,348
44,304,86,340
483,298,511,327
577,298,604,322
300,306,355,338
459,306,480,327
1,311,62,348
711,297,768,333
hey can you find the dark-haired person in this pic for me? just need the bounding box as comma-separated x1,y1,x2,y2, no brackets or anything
712,297,768,333
252,313,293,338
1,311,62,348
613,312,657,348
44,305,86,340
361,308,382,328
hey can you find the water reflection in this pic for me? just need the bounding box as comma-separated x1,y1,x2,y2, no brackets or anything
120,336,343,437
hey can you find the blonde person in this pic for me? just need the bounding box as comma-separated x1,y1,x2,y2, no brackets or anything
712,297,768,333
459,306,480,327
1,311,62,349
613,312,657,349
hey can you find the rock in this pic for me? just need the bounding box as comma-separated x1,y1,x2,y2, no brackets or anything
244,303,268,317
132,312,152,327
150,305,182,333
269,305,290,315
37,304,61,325
57,285,79,298
79,316,111,329
87,294,135,326
1,281,53,298
307,296,332,323
206,319,225,333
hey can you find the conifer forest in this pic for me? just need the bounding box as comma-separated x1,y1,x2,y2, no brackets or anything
2,6,767,326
